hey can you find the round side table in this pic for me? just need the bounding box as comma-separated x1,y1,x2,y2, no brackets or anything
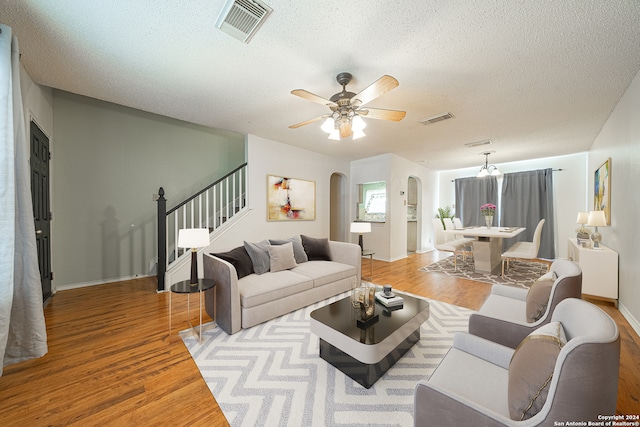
169,278,215,343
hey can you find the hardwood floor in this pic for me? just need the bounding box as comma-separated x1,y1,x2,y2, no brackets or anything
0,251,638,425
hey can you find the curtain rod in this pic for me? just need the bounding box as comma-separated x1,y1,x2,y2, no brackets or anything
450,168,563,182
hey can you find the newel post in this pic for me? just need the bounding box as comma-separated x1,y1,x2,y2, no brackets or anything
157,187,166,292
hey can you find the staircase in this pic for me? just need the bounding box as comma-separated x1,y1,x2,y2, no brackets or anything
156,162,248,291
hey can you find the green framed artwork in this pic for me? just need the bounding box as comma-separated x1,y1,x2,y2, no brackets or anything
267,175,316,221
594,158,611,225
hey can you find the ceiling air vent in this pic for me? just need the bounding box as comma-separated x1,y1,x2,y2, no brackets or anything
216,0,273,44
464,139,493,148
419,112,454,125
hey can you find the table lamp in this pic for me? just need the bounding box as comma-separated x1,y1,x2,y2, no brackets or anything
178,228,210,285
587,211,607,248
350,222,371,253
575,211,590,241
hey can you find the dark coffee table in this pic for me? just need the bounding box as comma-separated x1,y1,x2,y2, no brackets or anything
310,292,430,388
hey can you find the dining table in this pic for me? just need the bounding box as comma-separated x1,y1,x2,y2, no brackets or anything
443,226,526,274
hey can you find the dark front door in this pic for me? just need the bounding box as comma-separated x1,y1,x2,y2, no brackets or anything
30,121,52,303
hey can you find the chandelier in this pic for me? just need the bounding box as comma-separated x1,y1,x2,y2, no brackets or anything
477,152,501,177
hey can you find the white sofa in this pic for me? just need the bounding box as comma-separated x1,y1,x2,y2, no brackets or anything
204,238,361,335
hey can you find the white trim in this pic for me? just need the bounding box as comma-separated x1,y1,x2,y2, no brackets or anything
55,274,155,291
619,302,640,338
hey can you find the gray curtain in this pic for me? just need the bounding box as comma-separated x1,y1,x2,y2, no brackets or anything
500,168,555,259
0,25,48,375
454,176,498,227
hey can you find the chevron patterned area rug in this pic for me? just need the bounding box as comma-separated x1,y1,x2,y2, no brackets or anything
419,256,547,289
180,291,472,427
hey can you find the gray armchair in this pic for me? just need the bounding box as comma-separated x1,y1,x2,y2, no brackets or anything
468,259,582,348
414,298,620,426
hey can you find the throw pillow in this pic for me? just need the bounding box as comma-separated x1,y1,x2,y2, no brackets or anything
268,242,298,272
526,278,555,322
269,236,308,264
538,270,558,281
211,246,254,279
300,235,332,261
243,240,272,275
508,321,567,421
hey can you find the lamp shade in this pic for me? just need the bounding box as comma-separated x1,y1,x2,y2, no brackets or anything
576,212,589,224
587,211,607,227
177,228,210,248
350,222,371,234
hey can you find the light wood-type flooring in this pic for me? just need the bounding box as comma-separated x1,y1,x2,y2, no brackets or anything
1,251,638,425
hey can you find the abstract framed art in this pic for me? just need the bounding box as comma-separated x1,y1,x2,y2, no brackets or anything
594,158,611,225
267,175,316,221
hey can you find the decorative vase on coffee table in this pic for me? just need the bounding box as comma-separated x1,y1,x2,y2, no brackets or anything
485,215,493,229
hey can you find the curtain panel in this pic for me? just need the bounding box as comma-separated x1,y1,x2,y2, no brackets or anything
0,24,48,376
500,168,555,259
454,176,498,227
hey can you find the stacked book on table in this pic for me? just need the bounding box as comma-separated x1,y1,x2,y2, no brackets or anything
375,291,404,309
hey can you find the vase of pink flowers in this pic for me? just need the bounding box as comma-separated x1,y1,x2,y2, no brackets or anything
480,203,496,229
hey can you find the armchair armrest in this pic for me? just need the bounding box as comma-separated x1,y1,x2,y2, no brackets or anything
452,333,514,369
414,381,512,427
489,284,528,301
468,313,540,349
204,253,242,335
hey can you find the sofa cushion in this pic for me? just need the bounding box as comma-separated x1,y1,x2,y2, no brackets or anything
211,246,254,279
268,242,298,272
238,270,313,308
291,260,356,288
269,235,308,264
244,240,271,275
301,235,332,261
508,321,567,421
526,277,555,322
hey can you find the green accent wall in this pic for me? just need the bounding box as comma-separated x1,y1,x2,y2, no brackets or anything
51,90,245,287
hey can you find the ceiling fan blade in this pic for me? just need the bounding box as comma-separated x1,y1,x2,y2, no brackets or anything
289,116,327,129
350,75,399,106
291,89,337,107
339,121,352,139
359,107,406,122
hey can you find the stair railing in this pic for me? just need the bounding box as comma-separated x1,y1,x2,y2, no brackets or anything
156,162,248,291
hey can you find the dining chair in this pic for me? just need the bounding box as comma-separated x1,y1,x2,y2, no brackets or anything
501,219,546,277
432,219,474,271
453,217,464,229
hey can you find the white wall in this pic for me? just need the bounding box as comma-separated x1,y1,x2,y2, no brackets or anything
437,153,588,258
588,68,640,333
204,134,351,251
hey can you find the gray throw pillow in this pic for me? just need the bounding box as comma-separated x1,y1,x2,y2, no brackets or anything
243,240,271,275
526,278,555,322
211,246,254,279
268,242,298,272
269,235,308,264
508,322,566,420
300,235,332,261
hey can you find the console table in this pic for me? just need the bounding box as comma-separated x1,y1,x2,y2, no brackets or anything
567,238,618,307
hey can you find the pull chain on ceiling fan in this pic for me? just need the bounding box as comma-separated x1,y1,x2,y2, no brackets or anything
289,72,406,140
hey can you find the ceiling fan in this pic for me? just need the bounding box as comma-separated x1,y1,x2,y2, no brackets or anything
289,72,406,140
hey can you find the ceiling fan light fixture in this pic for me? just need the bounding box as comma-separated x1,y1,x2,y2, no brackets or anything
352,115,366,131
352,128,366,140
328,129,340,140
321,117,335,133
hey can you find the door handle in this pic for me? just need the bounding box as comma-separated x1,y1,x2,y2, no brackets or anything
36,230,43,235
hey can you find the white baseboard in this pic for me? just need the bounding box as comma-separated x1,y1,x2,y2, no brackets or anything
54,274,154,292
619,302,640,338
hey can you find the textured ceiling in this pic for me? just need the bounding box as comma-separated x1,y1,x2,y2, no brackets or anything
2,0,640,170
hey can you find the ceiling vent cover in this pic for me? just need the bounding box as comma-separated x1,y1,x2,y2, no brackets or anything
216,0,273,44
419,112,454,125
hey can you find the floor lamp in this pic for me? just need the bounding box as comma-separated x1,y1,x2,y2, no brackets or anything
350,222,371,253
177,228,210,285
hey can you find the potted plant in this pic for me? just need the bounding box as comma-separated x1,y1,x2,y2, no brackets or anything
436,206,454,228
